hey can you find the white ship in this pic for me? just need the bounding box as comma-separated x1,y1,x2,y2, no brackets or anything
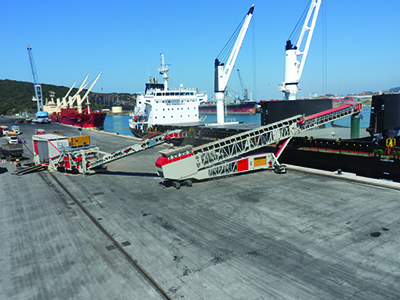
129,53,208,138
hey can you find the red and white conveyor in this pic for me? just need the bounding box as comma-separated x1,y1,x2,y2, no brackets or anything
155,103,363,186
86,131,182,173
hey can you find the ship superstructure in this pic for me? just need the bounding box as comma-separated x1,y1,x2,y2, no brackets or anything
129,53,207,138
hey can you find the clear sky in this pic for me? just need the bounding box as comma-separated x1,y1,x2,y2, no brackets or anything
1,0,400,101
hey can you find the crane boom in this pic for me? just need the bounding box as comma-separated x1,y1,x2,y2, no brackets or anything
280,0,322,100
77,72,102,113
214,4,254,124
61,81,77,107
27,45,44,112
237,69,248,100
68,74,89,108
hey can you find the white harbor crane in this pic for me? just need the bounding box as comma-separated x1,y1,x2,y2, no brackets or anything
280,0,322,100
214,4,254,124
27,45,44,113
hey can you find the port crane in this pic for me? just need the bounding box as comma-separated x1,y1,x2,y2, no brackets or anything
279,0,322,100
214,4,254,124
156,103,362,188
237,69,249,100
27,45,44,113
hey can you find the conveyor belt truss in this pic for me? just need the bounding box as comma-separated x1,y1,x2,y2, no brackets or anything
41,131,181,175
193,115,303,170
156,103,362,182
87,131,180,172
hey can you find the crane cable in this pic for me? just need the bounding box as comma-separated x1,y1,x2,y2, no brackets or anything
283,1,311,84
288,1,310,43
217,15,246,64
252,16,257,101
322,0,328,95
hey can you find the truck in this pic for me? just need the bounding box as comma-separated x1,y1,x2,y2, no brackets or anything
6,132,19,144
0,126,9,136
12,125,20,134
0,143,23,159
35,129,45,135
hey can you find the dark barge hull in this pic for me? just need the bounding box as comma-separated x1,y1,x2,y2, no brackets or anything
269,94,400,182
280,136,400,182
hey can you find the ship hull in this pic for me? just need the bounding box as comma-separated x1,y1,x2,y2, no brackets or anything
279,137,400,182
55,108,106,129
129,127,153,139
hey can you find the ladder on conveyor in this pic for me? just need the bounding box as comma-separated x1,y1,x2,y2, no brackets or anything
87,131,180,172
156,103,362,185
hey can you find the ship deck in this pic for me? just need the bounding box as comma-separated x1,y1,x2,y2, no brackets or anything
1,116,400,299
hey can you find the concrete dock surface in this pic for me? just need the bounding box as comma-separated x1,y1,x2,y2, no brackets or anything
1,117,400,299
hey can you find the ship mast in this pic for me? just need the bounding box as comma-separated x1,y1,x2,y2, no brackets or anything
158,53,170,91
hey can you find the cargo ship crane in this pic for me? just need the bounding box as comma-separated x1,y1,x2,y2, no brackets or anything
61,81,77,108
27,45,44,113
280,0,322,100
237,69,248,100
68,74,89,108
214,4,254,124
76,72,102,113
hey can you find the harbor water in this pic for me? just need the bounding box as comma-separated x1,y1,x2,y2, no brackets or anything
103,107,372,136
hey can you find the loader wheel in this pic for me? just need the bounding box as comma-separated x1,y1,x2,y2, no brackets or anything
274,165,287,174
185,180,192,187
172,181,181,189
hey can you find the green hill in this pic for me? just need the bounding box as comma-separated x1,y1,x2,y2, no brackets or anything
0,79,136,115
